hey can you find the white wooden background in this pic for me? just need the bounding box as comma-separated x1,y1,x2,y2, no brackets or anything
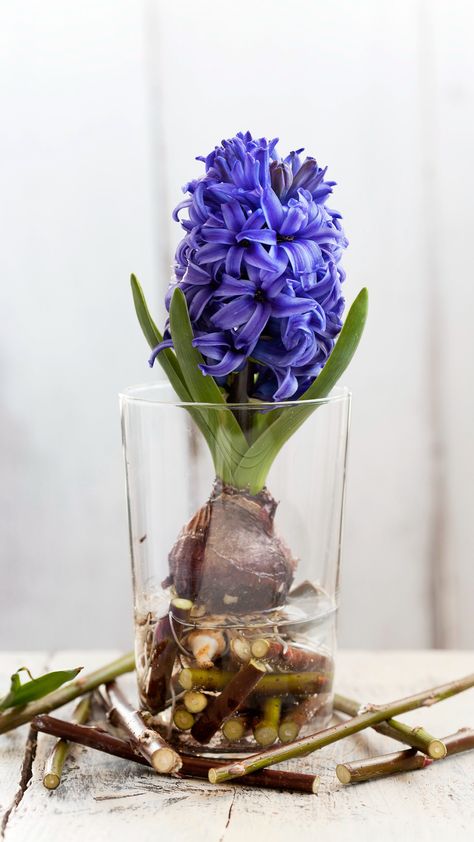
0,1,473,650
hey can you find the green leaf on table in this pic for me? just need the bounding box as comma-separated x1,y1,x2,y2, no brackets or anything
233,288,369,492
169,287,249,482
0,667,82,711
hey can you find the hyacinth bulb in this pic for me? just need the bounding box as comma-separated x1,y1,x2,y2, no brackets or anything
168,481,296,612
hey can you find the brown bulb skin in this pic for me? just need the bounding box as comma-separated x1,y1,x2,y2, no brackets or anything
168,481,296,612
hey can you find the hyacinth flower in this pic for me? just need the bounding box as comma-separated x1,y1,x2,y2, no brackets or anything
131,131,368,620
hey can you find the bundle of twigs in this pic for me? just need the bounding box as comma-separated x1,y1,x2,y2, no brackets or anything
1,653,473,794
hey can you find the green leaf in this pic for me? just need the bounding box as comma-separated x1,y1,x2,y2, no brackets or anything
168,288,233,407
130,275,189,399
131,275,226,463
130,273,162,348
0,667,82,711
233,288,369,492
169,288,248,481
297,287,368,402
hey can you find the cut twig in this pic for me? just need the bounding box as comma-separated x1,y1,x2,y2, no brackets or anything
173,707,195,731
43,696,91,790
336,728,474,784
336,748,431,783
0,652,135,736
278,695,328,743
179,667,329,696
183,691,208,714
32,715,320,793
253,697,281,747
99,681,182,774
191,661,266,744
250,639,331,673
229,636,252,664
208,671,474,783
441,727,474,755
179,668,232,692
145,598,193,712
334,693,446,759
222,714,249,742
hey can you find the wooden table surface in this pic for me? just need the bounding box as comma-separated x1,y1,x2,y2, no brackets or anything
1,650,473,841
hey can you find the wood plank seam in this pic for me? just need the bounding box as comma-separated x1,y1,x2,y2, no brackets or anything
218,788,237,842
0,729,37,841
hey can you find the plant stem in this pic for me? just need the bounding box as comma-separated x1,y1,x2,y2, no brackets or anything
183,691,208,714
253,697,281,747
222,714,249,742
334,693,447,759
173,707,195,731
228,364,252,440
191,661,266,744
145,598,193,712
0,652,135,736
42,696,91,790
208,671,474,783
32,715,320,793
179,668,233,692
229,636,251,664
179,667,329,696
336,748,431,784
99,681,182,774
441,727,474,755
250,639,331,673
278,695,328,743
336,728,474,784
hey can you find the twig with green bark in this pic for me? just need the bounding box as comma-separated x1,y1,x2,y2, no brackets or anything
253,697,282,747
222,714,249,742
183,691,208,714
173,707,195,731
179,667,329,696
279,695,329,743
336,728,474,784
43,696,91,790
334,693,447,759
208,671,474,783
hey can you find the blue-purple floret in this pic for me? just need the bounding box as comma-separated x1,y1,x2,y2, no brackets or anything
151,131,348,401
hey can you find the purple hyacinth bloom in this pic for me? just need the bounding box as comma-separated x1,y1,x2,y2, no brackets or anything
150,131,348,401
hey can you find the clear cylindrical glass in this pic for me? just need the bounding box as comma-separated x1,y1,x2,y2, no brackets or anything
120,382,351,754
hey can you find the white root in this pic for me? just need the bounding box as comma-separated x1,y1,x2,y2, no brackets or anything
186,629,226,668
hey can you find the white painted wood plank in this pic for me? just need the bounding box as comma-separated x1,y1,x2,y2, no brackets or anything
150,0,433,648
3,651,474,841
426,1,474,646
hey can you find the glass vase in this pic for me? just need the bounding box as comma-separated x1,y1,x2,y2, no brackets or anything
120,382,351,755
